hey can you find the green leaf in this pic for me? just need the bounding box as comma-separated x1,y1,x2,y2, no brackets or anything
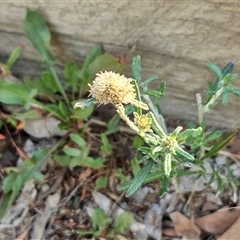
63,147,82,157
0,191,18,220
70,134,86,148
105,114,120,135
82,45,103,71
0,80,37,109
114,212,134,233
6,46,23,70
23,77,55,101
124,104,134,115
133,136,144,149
221,62,234,77
54,154,85,167
96,176,108,189
0,165,45,220
69,156,84,167
142,75,158,89
92,208,112,231
143,89,164,99
159,175,169,196
13,110,41,121
58,101,69,119
231,88,240,97
100,133,113,154
75,229,95,236
83,157,105,169
64,62,80,92
88,53,125,77
41,71,59,92
53,154,69,166
78,45,103,97
222,87,229,105
72,106,94,120
200,129,239,161
130,158,141,177
177,127,203,144
132,55,142,81
126,160,153,197
118,168,199,192
24,9,54,65
206,62,223,80
203,130,222,145
7,117,18,127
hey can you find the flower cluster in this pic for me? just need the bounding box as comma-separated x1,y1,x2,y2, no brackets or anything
88,71,136,106
74,71,198,177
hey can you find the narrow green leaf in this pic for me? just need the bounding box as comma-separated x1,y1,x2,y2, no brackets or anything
75,230,95,236
203,130,222,144
64,62,80,92
222,62,234,77
142,75,159,89
58,101,69,119
6,46,23,70
105,114,120,135
132,55,142,81
24,9,54,65
159,175,169,196
206,62,223,80
130,158,141,177
0,191,18,220
200,129,239,161
144,89,164,99
221,87,229,106
13,110,41,121
118,169,198,191
126,160,153,197
82,45,103,70
231,88,240,97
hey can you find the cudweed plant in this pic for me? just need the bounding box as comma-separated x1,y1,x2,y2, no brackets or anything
75,56,240,197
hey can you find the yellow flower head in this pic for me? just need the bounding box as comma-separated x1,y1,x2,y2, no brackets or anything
88,71,136,106
134,113,152,133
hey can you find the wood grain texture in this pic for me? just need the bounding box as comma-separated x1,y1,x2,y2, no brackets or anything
1,1,240,129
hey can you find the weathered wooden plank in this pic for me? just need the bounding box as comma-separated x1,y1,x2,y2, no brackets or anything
1,1,240,129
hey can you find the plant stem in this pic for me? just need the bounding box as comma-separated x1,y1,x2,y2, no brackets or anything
142,94,168,134
196,93,203,125
202,87,224,112
32,99,66,122
49,65,70,107
196,93,205,158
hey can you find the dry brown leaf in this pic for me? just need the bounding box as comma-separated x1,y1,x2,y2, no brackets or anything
14,226,31,240
218,214,240,239
162,227,180,237
195,206,240,235
202,201,219,212
79,168,92,180
170,211,201,240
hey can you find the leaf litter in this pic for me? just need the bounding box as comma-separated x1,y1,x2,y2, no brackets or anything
1,104,240,240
